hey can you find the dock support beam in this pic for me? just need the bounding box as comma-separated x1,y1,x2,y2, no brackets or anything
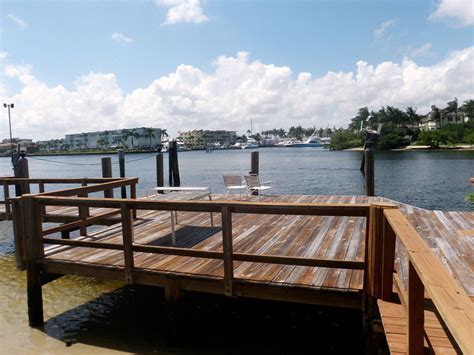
27,263,44,326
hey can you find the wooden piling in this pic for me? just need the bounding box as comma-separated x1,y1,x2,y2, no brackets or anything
250,151,259,195
22,194,44,326
101,157,114,198
118,150,126,198
250,151,259,175
364,148,374,196
19,158,30,194
156,153,164,193
168,141,180,187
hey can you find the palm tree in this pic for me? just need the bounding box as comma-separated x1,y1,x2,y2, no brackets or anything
97,138,107,149
460,99,474,121
144,128,156,149
160,129,169,142
112,136,124,148
123,129,141,149
442,98,459,124
405,107,421,127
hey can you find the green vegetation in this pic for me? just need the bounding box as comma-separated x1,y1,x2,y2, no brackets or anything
329,98,474,150
330,131,363,150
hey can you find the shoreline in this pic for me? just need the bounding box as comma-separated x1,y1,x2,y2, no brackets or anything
342,145,474,152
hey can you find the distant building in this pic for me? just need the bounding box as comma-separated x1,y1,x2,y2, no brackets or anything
36,139,65,152
64,127,162,150
419,105,469,131
178,129,237,150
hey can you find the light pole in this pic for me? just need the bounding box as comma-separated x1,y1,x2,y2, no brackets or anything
3,103,15,159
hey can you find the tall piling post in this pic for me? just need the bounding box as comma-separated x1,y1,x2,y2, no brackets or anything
168,141,180,187
156,152,164,193
118,150,126,198
19,156,30,195
249,151,259,195
365,142,375,197
101,157,113,198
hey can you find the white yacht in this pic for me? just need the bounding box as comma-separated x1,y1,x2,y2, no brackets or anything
241,138,259,149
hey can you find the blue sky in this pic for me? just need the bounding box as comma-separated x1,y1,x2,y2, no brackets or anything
0,0,473,139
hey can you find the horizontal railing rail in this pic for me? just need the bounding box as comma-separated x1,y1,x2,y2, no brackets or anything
378,208,473,354
1,177,134,218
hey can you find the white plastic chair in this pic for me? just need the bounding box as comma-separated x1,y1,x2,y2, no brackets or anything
244,174,273,197
223,173,246,197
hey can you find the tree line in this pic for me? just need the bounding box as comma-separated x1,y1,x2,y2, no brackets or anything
331,98,474,150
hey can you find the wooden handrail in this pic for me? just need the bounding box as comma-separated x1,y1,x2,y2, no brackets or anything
33,195,371,216
33,199,371,298
37,178,138,197
0,177,123,184
383,208,474,354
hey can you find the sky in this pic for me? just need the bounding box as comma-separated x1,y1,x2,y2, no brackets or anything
0,0,473,140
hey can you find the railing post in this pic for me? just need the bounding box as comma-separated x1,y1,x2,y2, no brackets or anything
130,182,137,219
408,261,424,354
221,206,234,296
3,182,11,215
21,194,44,326
38,181,46,218
118,150,127,198
78,179,89,236
121,204,135,284
381,213,397,301
367,202,397,299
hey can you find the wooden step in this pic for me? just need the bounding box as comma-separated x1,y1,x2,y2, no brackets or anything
377,299,461,354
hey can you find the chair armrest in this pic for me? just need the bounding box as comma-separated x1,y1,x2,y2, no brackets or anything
262,180,272,184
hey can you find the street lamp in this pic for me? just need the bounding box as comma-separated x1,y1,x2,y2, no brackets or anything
3,103,15,161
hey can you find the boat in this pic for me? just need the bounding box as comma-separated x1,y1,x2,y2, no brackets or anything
241,138,259,149
286,136,323,147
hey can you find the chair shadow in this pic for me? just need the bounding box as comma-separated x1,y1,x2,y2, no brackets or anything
146,225,222,248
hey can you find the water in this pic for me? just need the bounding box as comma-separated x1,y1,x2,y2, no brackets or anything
2,148,473,210
0,148,472,353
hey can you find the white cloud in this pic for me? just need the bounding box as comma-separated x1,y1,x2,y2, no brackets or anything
7,14,28,29
111,32,134,44
374,19,397,40
409,43,434,58
156,0,208,25
1,48,473,140
0,52,8,60
430,0,474,26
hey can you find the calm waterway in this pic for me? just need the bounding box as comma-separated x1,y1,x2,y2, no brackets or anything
0,148,472,353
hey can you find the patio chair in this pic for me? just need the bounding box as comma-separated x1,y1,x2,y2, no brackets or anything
223,173,246,197
244,174,273,197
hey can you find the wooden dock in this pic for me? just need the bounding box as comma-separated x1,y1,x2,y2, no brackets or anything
5,177,474,354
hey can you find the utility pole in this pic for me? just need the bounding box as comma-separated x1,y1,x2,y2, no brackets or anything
3,103,15,164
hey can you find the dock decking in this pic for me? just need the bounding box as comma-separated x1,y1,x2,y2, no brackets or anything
7,180,474,354
41,194,474,298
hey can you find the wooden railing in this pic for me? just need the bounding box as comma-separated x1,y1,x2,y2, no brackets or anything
369,204,474,354
19,195,371,296
10,177,138,269
0,177,127,217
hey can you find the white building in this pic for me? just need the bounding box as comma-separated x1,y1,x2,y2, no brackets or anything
178,129,237,150
64,127,162,150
